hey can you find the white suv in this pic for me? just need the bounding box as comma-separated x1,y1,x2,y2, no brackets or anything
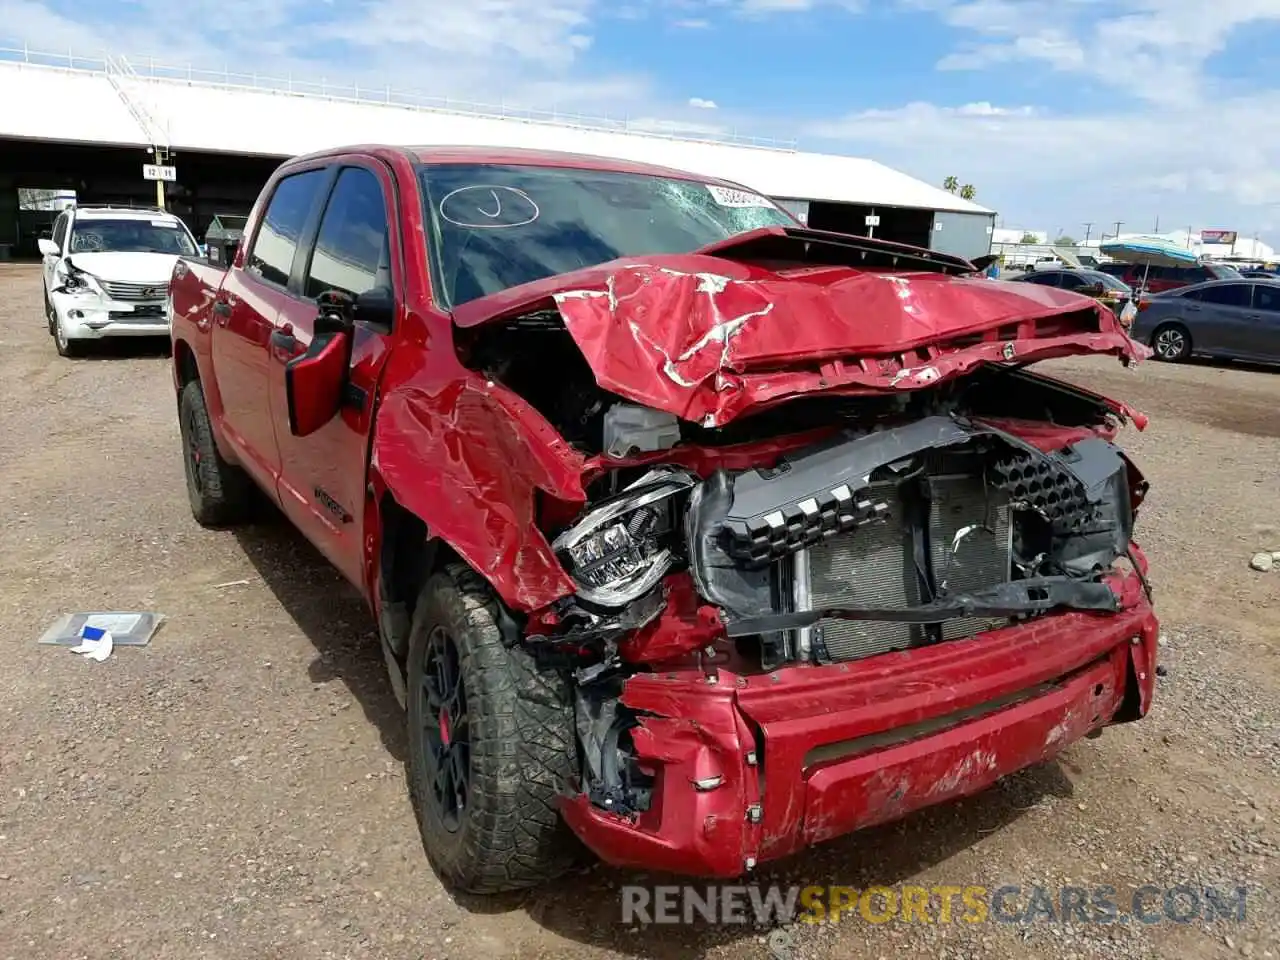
39,205,200,357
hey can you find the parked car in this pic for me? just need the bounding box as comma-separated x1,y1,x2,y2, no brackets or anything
1130,277,1280,362
1239,269,1278,280
1096,260,1239,293
169,145,1157,893
39,204,200,357
1012,268,1137,326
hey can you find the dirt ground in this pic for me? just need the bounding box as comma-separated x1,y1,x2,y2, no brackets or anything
0,261,1276,960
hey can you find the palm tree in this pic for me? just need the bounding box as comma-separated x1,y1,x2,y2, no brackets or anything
959,184,976,201
943,176,959,193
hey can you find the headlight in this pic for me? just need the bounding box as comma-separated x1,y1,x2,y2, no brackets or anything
553,469,696,608
57,265,104,296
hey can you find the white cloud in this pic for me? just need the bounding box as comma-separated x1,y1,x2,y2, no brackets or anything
672,17,712,28
688,96,719,108
805,94,1280,235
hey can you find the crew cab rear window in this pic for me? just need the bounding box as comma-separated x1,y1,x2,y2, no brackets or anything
247,169,327,288
304,167,391,301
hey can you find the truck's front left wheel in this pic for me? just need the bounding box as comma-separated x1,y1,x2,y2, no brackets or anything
178,380,254,527
406,566,579,893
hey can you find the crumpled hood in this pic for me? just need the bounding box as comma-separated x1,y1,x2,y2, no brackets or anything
452,241,1144,427
65,251,181,285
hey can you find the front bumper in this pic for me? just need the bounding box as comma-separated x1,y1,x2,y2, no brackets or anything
50,291,170,339
560,576,1157,877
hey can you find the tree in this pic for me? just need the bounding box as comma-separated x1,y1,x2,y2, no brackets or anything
1054,235,1079,247
1020,232,1040,244
943,176,959,193
959,184,976,200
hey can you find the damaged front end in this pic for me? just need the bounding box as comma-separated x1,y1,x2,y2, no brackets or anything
511,377,1156,877
441,239,1158,877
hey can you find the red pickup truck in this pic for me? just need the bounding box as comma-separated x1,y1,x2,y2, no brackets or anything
169,144,1159,894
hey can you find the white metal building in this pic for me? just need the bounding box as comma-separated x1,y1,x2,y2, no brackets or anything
0,45,996,259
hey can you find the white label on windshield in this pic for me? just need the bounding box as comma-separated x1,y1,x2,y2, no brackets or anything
705,185,775,209
151,220,180,227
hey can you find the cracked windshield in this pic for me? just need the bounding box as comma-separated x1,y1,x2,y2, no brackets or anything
418,163,792,306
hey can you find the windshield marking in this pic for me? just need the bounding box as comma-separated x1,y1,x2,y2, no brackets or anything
439,185,540,229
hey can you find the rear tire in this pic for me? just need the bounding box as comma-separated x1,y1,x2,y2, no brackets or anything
406,565,578,894
1150,323,1191,361
178,379,254,527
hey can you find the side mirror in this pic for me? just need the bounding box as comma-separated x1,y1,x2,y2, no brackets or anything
38,238,59,257
354,285,395,327
284,329,353,437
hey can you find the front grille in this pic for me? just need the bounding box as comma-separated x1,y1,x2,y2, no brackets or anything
108,303,167,323
101,280,169,302
791,474,1012,663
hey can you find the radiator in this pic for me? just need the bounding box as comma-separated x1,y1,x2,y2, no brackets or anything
792,474,1012,663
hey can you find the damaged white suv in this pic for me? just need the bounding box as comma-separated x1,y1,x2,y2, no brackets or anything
39,205,199,357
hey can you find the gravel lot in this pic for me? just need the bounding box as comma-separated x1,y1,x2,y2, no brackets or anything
1,262,1277,960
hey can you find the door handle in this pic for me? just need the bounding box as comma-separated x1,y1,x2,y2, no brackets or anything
213,299,232,324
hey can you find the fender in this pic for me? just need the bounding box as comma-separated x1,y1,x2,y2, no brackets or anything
368,358,589,612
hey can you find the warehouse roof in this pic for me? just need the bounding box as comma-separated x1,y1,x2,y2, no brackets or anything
0,51,993,216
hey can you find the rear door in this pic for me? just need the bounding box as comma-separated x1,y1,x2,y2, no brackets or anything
1184,282,1255,355
210,167,330,492
1243,284,1280,360
269,161,401,588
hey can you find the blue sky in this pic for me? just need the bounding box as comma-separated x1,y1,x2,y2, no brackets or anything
4,0,1280,245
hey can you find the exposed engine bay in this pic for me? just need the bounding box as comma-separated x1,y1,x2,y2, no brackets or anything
457,309,1150,819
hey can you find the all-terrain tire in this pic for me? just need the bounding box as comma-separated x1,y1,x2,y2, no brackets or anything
177,379,254,527
406,565,578,894
1150,323,1192,361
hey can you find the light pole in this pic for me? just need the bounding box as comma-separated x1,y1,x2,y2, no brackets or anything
1112,220,1124,240
1083,222,1093,247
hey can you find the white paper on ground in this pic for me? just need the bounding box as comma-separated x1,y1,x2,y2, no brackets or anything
70,630,114,662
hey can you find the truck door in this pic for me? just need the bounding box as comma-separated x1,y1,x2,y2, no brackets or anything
267,162,400,588
211,167,330,492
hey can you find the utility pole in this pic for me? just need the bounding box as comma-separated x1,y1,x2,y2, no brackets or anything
1153,215,1160,233
1083,222,1093,246
1112,220,1124,240
153,145,168,211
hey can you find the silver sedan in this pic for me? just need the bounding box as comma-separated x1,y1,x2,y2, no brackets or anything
1129,278,1280,363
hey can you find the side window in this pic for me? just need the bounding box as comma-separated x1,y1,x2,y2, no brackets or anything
304,167,391,301
1197,283,1251,308
52,213,69,250
1058,273,1086,290
1253,284,1280,313
1022,272,1057,285
1188,266,1213,283
246,169,327,288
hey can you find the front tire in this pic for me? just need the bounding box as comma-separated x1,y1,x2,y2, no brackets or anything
406,566,578,893
51,310,87,358
1150,323,1192,361
177,379,254,527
